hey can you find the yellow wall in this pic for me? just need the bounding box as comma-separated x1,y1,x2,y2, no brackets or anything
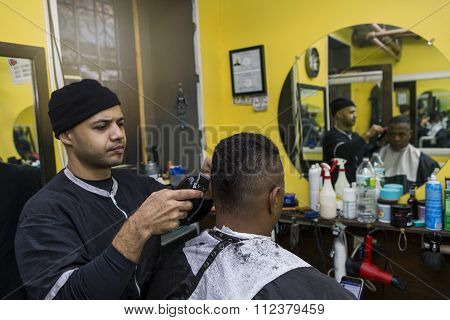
353,38,450,76
0,0,64,171
0,57,35,160
351,34,450,135
198,0,450,206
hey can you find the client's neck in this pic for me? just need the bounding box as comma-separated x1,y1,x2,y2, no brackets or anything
215,207,272,237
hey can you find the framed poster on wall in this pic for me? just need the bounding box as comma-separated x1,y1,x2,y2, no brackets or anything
229,45,267,96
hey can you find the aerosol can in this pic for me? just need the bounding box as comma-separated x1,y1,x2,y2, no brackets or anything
309,164,321,212
331,222,347,282
332,158,350,200
319,163,337,219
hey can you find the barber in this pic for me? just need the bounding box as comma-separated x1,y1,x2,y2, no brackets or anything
15,80,213,299
322,98,384,183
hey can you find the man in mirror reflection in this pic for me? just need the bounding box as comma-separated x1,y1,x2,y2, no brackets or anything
322,98,385,183
380,116,440,191
14,79,213,299
418,111,449,148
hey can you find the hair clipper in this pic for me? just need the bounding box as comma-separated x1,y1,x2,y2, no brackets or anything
175,173,210,225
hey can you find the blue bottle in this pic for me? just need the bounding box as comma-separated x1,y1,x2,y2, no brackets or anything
425,169,443,230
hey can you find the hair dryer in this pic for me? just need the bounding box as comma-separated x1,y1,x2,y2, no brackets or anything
346,235,407,290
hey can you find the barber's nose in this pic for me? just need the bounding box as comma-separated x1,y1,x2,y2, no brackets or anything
111,123,125,140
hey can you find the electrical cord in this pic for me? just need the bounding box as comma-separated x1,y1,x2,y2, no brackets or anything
313,222,328,273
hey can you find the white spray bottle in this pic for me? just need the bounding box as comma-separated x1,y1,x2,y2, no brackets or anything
331,222,347,282
319,163,337,219
309,164,321,212
332,158,350,200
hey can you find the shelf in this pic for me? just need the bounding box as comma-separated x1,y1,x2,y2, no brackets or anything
280,207,450,238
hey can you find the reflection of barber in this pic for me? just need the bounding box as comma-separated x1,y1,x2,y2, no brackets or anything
15,80,213,299
380,116,440,191
322,98,384,183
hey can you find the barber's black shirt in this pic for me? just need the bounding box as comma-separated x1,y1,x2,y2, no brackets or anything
15,169,212,299
322,127,375,183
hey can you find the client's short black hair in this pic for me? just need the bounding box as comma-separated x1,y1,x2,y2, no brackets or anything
388,115,411,127
211,133,284,211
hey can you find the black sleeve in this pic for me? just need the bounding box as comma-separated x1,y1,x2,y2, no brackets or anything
334,136,368,160
54,245,136,299
15,204,136,300
253,267,355,300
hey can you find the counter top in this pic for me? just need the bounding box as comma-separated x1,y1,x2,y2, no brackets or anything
280,206,450,237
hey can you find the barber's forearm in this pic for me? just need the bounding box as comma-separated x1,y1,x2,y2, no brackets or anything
54,245,136,299
112,215,150,264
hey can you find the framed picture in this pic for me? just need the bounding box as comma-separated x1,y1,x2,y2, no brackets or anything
229,45,267,96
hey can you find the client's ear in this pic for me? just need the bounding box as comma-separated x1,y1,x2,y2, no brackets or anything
269,186,283,215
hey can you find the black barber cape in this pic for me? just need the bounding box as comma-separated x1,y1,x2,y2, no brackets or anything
147,227,354,300
323,127,376,183
380,144,440,191
15,168,213,300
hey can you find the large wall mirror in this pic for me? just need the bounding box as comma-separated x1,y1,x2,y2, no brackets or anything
0,42,56,184
278,24,449,194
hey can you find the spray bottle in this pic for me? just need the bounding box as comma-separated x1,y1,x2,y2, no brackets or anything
331,222,347,282
319,163,337,219
425,168,443,231
309,164,321,212
332,158,350,200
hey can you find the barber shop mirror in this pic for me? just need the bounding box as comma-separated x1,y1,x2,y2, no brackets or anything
12,106,40,166
278,24,450,193
0,58,36,165
0,42,56,183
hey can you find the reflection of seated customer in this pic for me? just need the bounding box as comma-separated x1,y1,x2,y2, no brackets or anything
0,161,41,299
148,133,353,300
418,112,449,148
380,116,440,191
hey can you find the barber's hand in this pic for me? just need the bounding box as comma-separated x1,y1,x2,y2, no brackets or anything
363,124,385,142
113,189,202,263
133,189,203,237
200,156,212,199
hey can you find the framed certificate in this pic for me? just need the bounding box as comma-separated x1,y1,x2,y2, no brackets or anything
229,45,267,96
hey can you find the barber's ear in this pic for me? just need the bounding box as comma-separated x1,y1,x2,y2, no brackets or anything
59,130,74,146
269,186,283,215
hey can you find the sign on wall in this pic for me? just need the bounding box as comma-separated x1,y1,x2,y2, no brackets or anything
8,58,32,84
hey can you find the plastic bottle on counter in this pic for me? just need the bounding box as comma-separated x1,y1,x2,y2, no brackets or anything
356,158,377,223
425,169,443,230
319,163,337,219
342,187,357,219
309,164,321,212
333,158,350,200
407,184,419,220
370,152,385,187
145,161,159,179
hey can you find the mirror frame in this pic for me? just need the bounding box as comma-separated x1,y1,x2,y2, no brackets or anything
0,41,56,184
